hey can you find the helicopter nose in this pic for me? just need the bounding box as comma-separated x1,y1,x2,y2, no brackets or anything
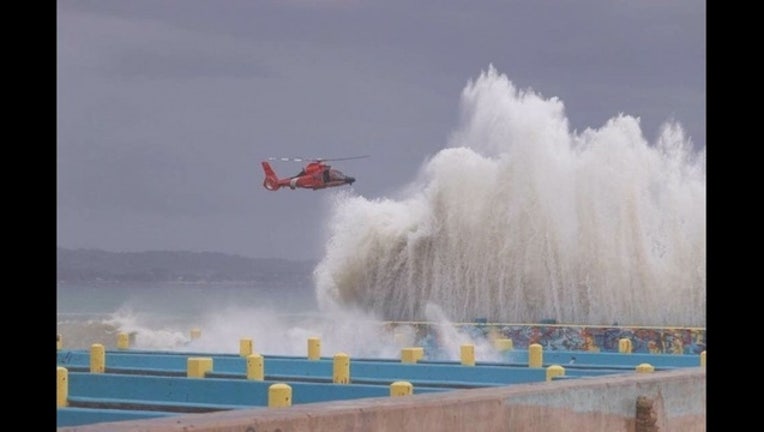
347,177,355,184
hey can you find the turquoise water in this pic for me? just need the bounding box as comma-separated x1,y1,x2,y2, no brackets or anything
57,281,318,351
55,280,504,361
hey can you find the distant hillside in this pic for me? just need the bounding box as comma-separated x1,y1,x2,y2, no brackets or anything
56,248,317,284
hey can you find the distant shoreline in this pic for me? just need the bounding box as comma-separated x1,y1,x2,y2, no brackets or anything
57,248,316,283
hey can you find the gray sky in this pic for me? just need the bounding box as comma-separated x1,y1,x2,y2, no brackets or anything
57,0,705,261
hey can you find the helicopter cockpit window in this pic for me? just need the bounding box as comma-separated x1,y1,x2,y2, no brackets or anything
328,169,347,181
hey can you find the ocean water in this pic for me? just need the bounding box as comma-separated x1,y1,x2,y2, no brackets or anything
56,279,513,363
58,67,705,358
56,280,323,352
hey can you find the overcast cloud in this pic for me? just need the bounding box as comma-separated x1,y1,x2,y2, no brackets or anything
57,0,705,260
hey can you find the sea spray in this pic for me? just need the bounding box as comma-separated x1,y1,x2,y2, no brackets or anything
314,65,705,327
423,303,503,363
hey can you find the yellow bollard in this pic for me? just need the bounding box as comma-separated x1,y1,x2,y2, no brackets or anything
700,350,706,367
268,383,292,408
529,343,543,368
190,328,202,339
494,338,513,351
57,367,68,407
460,344,475,366
636,363,655,373
413,347,424,361
618,338,632,353
333,352,350,384
308,337,321,360
117,333,130,350
390,381,413,397
240,338,254,357
401,347,418,364
246,353,264,380
90,344,105,373
187,357,213,378
57,334,62,350
546,365,565,381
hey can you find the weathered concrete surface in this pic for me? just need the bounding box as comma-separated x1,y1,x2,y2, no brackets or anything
58,367,705,432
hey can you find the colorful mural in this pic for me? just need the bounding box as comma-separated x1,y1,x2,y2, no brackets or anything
385,322,706,355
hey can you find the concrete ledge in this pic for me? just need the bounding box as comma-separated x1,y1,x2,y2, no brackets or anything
58,368,705,432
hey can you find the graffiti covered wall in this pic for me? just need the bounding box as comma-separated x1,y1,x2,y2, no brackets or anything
387,322,706,355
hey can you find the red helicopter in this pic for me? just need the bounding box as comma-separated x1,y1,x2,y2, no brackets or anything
261,155,369,191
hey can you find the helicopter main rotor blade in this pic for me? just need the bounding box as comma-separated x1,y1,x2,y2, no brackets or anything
320,155,370,162
267,157,308,162
267,155,369,163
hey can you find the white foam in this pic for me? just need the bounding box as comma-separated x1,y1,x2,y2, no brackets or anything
314,65,705,327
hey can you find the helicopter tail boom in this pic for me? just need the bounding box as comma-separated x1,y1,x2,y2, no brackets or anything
261,161,281,191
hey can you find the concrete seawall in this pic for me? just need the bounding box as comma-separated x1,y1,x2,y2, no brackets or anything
59,367,705,431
